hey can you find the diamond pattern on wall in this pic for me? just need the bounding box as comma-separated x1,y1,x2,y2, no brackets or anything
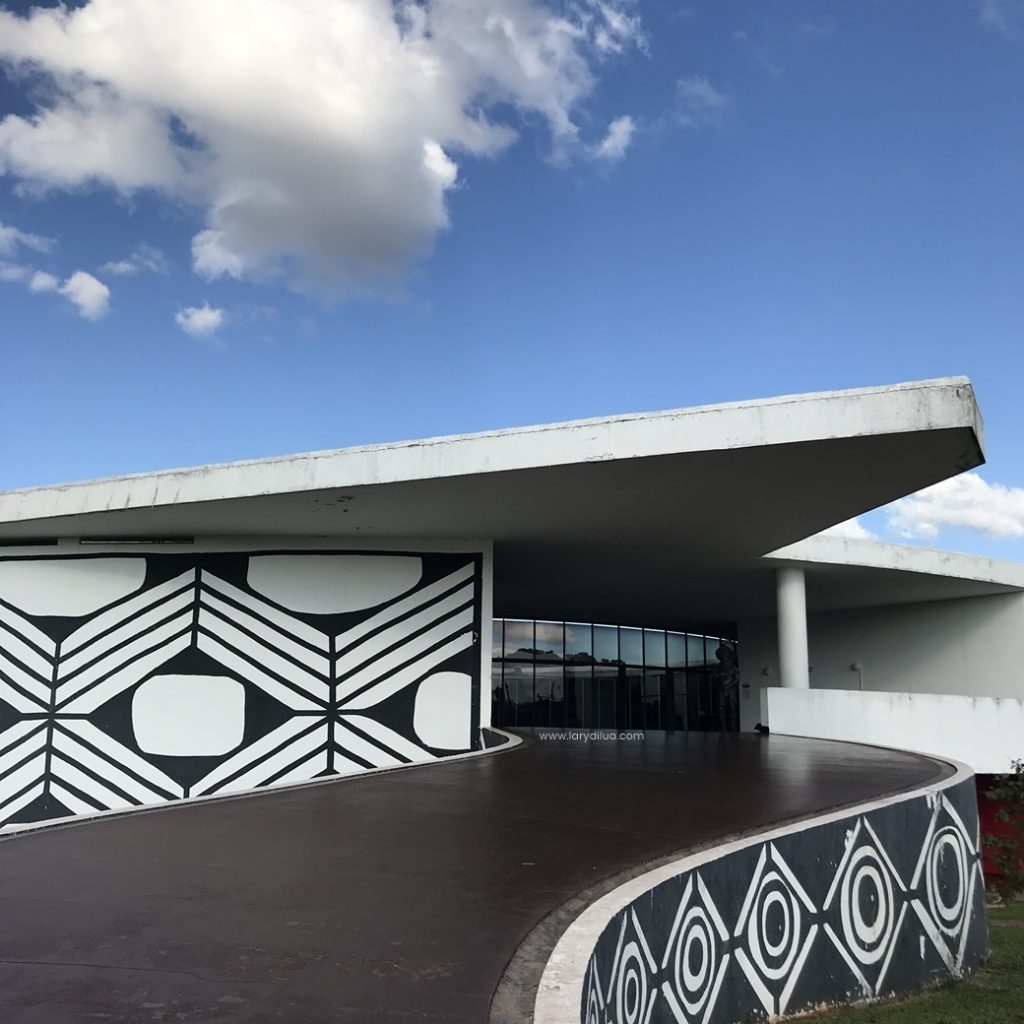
585,776,986,1024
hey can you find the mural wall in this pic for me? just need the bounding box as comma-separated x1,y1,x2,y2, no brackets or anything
576,772,987,1024
0,549,484,832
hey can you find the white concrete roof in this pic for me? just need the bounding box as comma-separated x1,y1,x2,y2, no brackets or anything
764,534,1024,612
0,377,985,628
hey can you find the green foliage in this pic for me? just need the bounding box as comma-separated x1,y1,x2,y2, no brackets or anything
983,759,1024,901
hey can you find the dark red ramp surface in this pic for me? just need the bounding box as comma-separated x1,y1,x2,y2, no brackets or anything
0,732,948,1023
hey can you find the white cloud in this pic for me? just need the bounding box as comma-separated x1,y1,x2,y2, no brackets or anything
0,0,644,296
100,243,168,276
175,303,225,338
819,517,877,541
977,0,1021,36
1,257,110,318
886,472,1024,540
59,271,111,319
0,221,52,256
592,115,635,161
676,75,730,127
28,270,59,292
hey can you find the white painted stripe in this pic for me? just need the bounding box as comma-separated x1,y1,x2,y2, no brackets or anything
0,665,49,709
49,755,136,813
335,564,475,651
201,572,329,650
59,588,194,677
200,591,330,676
60,633,192,714
196,634,323,712
56,612,193,700
0,779,44,822
340,715,435,763
62,570,196,656
333,721,404,769
198,610,328,702
0,734,46,791
0,603,56,657
336,606,474,702
210,724,327,795
190,718,317,795
0,635,52,691
61,721,182,795
334,582,474,677
262,749,330,789
340,630,475,711
51,732,176,804
0,753,45,808
50,782,101,818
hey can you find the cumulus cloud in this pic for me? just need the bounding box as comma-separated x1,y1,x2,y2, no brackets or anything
592,115,635,161
0,220,52,256
818,517,878,541
0,0,645,296
175,303,225,338
676,75,730,127
100,243,168,276
60,271,111,319
28,269,58,292
886,472,1024,540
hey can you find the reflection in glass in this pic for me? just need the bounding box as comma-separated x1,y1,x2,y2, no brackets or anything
564,622,593,661
491,620,738,733
644,629,666,668
534,663,562,727
687,634,707,667
565,663,593,727
666,631,687,668
594,624,619,664
534,620,564,661
504,619,534,659
620,627,643,666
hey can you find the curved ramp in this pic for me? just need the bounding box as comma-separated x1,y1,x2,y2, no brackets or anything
0,732,952,1023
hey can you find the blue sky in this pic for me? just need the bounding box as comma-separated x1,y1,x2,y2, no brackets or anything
0,0,1022,559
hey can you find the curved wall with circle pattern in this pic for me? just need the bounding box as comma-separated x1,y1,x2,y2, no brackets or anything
537,765,987,1024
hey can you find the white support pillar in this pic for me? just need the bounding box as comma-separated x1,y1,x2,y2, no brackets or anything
776,567,810,689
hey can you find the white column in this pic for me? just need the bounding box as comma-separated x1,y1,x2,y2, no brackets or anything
776,567,810,689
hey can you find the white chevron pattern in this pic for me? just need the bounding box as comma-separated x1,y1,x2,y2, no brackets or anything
0,553,481,831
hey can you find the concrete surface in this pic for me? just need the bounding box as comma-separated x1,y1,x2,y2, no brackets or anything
0,730,949,1023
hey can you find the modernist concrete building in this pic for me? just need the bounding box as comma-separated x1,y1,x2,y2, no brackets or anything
0,376,1011,1024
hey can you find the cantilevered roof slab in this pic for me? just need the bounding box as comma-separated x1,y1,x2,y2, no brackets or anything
763,535,1024,614
0,378,984,629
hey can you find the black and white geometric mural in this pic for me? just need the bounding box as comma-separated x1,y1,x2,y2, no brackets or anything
0,550,483,832
581,774,987,1024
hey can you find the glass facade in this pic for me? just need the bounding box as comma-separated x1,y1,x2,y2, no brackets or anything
491,619,738,732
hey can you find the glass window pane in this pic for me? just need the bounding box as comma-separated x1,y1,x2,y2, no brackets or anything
623,666,644,728
644,669,664,728
503,619,534,659
534,620,564,661
643,629,666,668
534,663,562,726
594,663,618,727
505,662,534,725
565,622,593,662
687,634,708,667
620,627,643,666
666,632,687,668
565,663,593,728
491,620,504,659
594,625,619,664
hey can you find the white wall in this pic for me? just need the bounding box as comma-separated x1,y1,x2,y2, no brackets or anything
737,592,1024,733
767,687,1024,773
